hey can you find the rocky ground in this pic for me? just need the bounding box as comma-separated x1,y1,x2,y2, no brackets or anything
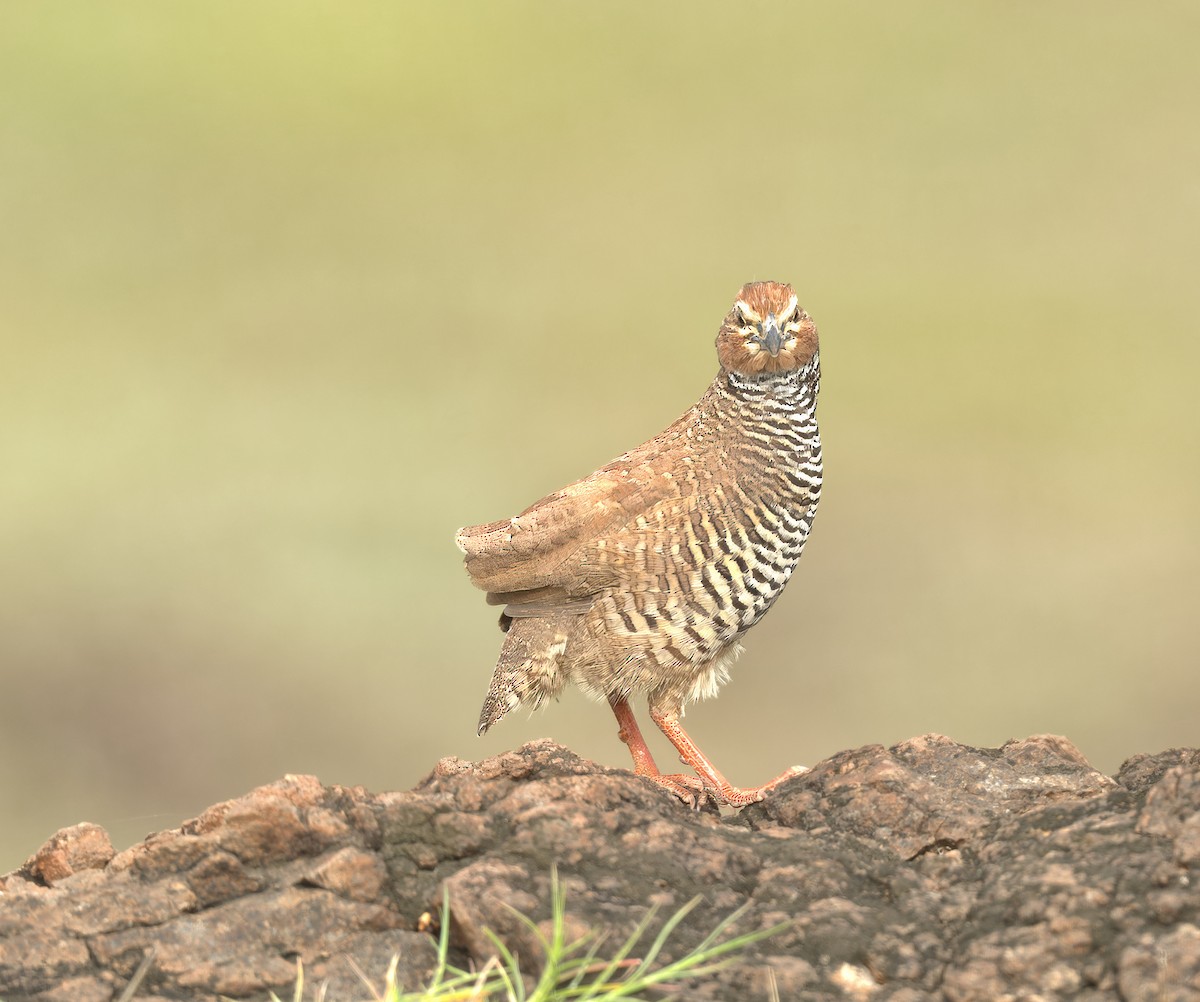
1,735,1198,1001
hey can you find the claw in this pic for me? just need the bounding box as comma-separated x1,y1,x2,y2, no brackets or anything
609,693,806,809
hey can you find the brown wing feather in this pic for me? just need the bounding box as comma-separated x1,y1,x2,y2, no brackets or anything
455,401,703,602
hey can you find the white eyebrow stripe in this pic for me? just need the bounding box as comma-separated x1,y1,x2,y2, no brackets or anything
735,300,763,323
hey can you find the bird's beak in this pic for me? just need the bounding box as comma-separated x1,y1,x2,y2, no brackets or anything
759,315,783,357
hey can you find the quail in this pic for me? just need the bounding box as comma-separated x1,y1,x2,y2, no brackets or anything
456,281,821,807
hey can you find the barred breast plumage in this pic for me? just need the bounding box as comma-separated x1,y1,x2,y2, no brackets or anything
456,281,822,807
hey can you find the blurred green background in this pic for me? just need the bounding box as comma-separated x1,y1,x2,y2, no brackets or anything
2,3,1198,871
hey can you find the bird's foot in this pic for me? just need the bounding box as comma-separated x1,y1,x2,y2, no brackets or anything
610,696,808,809
706,764,810,808
644,773,718,810
644,765,809,810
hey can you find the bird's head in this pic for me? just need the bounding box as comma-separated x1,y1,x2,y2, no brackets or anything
715,281,818,376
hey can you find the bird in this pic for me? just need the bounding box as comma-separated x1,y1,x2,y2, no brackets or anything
455,281,822,807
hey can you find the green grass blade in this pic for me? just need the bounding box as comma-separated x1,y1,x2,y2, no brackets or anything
624,895,701,975
566,906,659,1000
398,869,790,1002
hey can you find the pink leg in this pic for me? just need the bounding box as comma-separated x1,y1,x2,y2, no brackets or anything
607,695,711,807
608,693,661,775
648,705,807,808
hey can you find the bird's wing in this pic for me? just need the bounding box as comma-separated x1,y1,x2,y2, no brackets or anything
455,410,697,602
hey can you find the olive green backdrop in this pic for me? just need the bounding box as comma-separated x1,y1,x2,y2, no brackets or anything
3,3,1198,870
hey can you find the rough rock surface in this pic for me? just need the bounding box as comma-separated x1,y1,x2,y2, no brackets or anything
2,736,1198,1001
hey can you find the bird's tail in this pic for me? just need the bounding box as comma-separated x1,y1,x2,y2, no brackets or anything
476,616,569,735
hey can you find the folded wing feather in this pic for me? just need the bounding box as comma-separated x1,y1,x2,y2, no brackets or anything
455,412,697,613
